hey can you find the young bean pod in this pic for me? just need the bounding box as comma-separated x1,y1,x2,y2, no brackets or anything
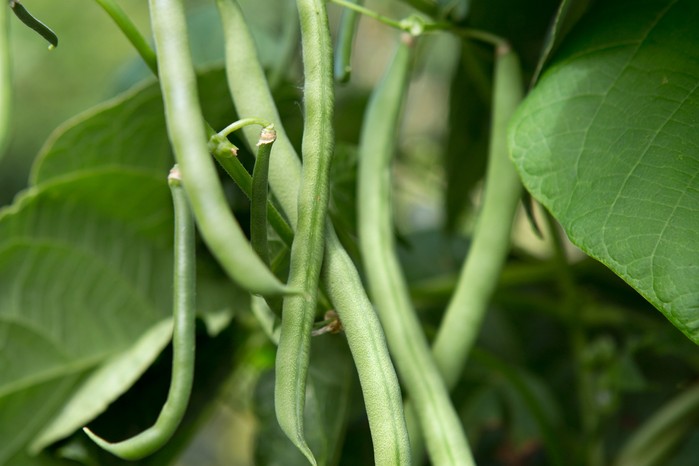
83,167,196,460
408,43,524,462
148,0,292,297
251,125,276,266
216,2,411,463
334,0,363,83
357,33,474,466
432,43,523,388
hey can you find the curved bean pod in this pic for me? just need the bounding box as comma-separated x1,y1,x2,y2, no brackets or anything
83,167,196,460
216,2,411,463
148,0,292,297
357,33,474,466
9,0,57,48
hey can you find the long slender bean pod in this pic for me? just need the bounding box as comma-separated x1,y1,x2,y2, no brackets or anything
432,42,523,390
83,167,196,460
358,33,473,466
91,0,157,75
148,0,291,297
216,2,411,463
0,4,9,156
334,0,363,83
251,125,276,266
407,43,524,461
271,0,336,462
9,0,57,48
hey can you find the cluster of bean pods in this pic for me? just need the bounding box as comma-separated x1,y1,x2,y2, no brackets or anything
78,0,524,464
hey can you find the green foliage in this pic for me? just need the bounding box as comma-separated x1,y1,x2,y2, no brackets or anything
2,0,699,465
509,0,699,343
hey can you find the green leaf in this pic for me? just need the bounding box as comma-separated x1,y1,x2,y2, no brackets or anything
29,318,174,453
31,68,234,186
0,67,241,461
509,0,699,343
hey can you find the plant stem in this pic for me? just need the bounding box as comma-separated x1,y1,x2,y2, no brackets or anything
92,0,158,75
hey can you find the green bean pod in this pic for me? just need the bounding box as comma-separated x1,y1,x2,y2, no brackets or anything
9,0,57,48
216,2,411,463
273,0,335,462
334,0,363,83
250,125,276,266
406,43,524,463
357,33,474,466
148,0,292,297
432,43,523,388
83,167,196,460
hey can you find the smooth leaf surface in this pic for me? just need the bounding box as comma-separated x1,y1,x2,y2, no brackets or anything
509,0,699,342
31,68,233,186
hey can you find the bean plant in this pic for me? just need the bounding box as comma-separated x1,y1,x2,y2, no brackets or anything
1,0,699,465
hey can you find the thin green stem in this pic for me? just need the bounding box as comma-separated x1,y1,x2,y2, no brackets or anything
83,166,196,460
330,0,404,31
92,0,158,75
209,140,294,248
330,0,505,45
217,117,271,138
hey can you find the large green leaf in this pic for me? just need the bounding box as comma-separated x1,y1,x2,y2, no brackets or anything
509,0,699,342
31,68,234,185
0,68,241,463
